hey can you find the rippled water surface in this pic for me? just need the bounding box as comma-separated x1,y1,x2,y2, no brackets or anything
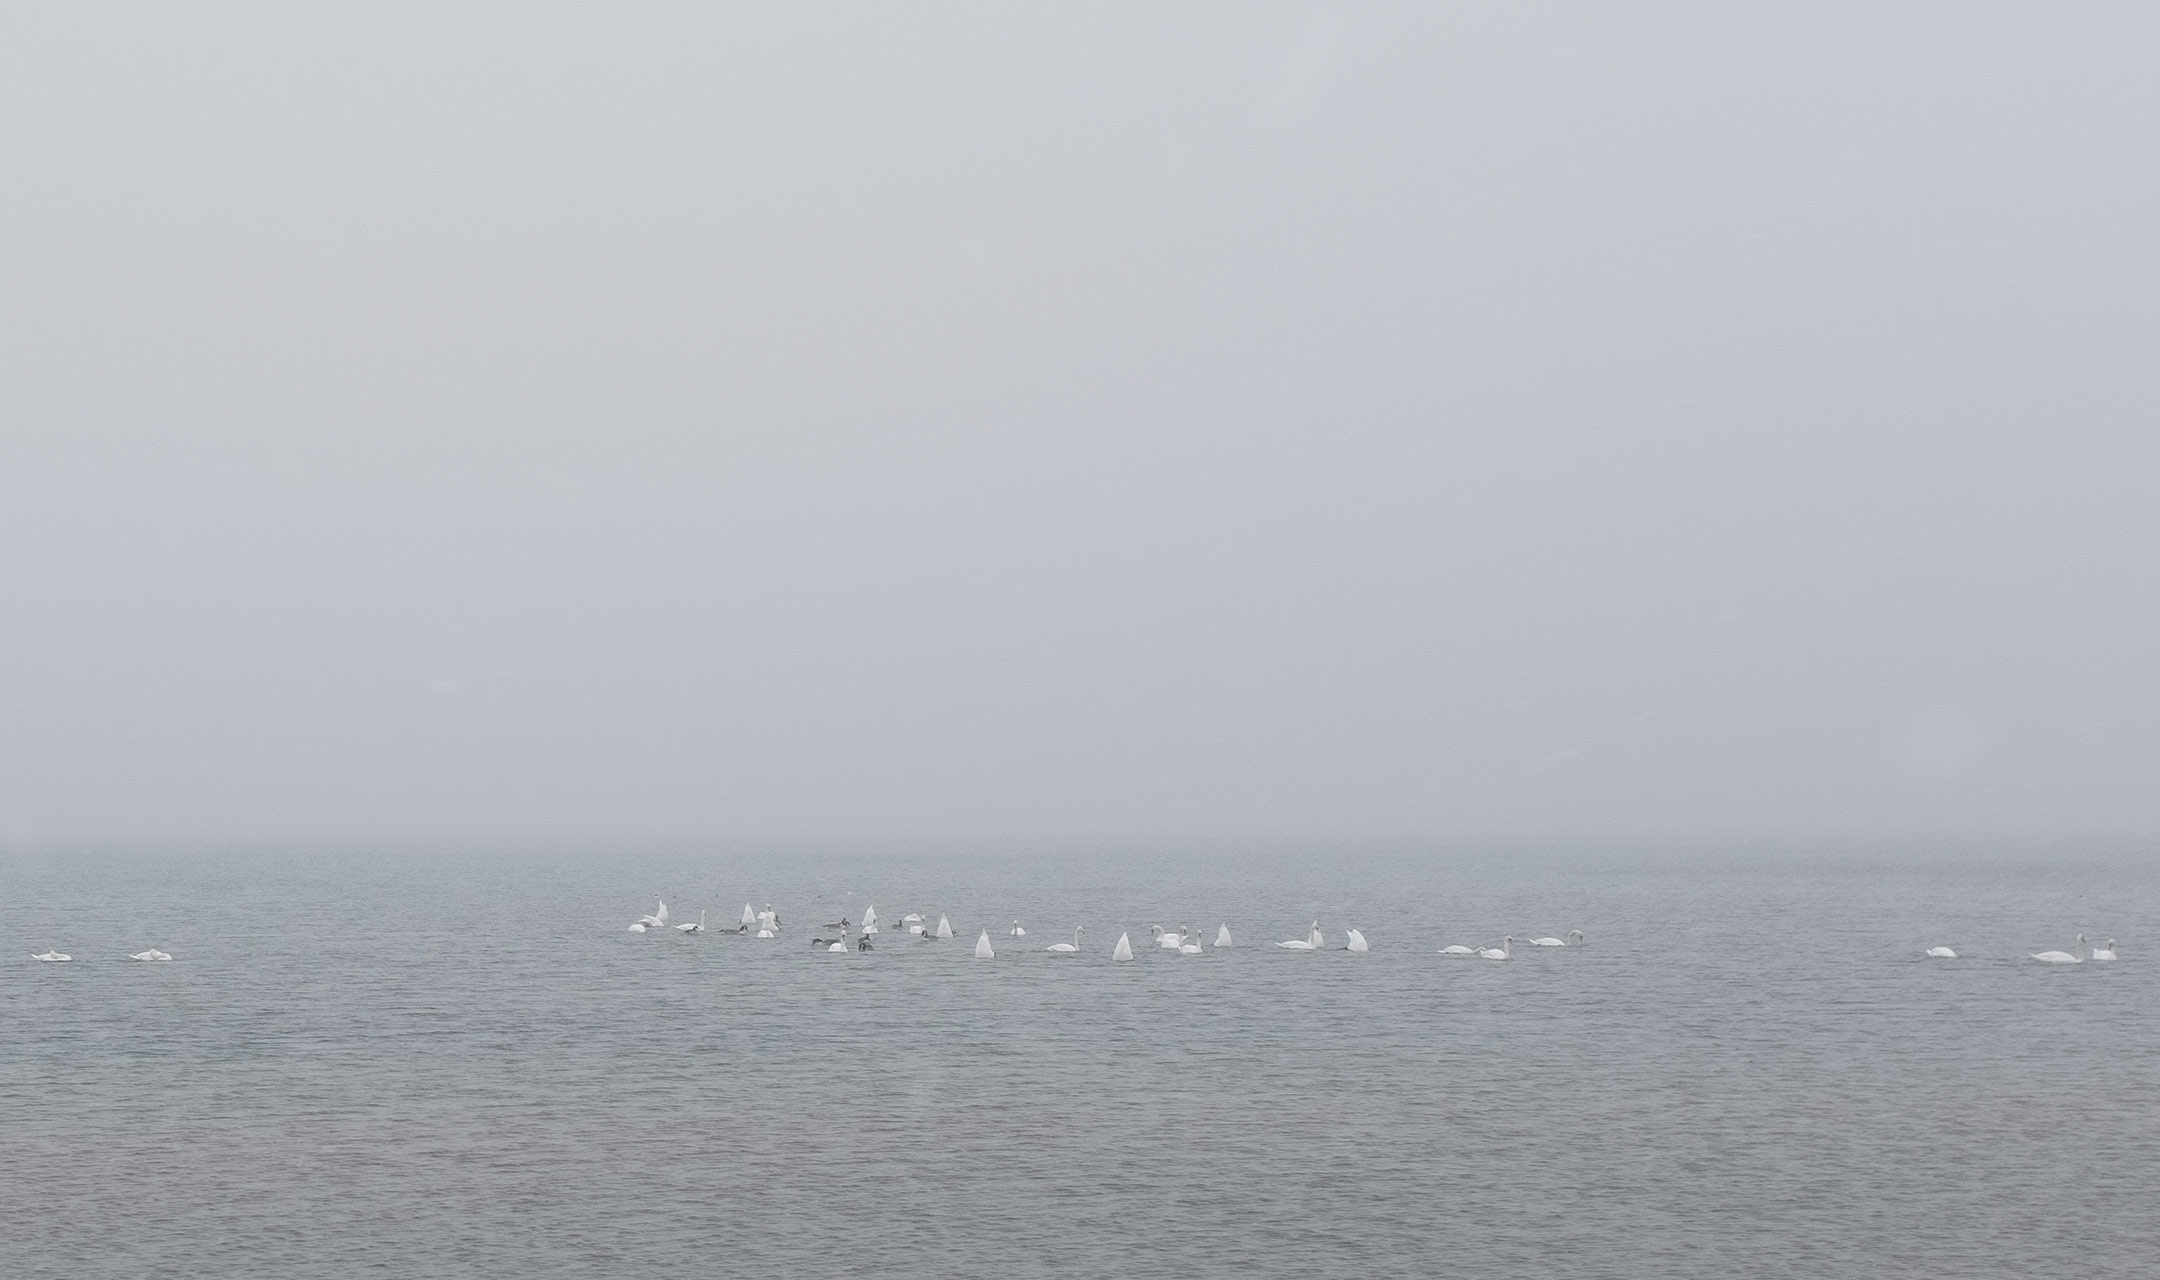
4,845,2156,1278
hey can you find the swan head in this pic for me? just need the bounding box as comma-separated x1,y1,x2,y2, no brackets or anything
1569,931,1583,943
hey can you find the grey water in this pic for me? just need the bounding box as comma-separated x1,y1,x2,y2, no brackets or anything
3,845,2155,1279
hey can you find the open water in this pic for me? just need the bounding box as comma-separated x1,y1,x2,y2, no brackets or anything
2,845,2155,1278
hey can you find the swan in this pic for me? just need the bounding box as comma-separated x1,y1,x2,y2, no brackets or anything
1215,924,1233,947
1924,946,1957,959
1440,944,1477,956
2091,938,2118,962
1525,931,1584,947
1046,926,1084,954
975,930,995,959
677,910,707,934
627,922,648,933
1278,922,1321,951
908,923,926,935
862,906,878,933
1178,927,1203,955
1345,928,1369,953
857,934,874,951
2031,934,2086,965
129,948,173,961
636,900,670,929
756,927,776,939
758,906,780,933
901,912,924,926
935,915,953,940
828,940,848,953
1113,932,1134,962
1152,925,1183,949
33,951,71,962
1009,920,1026,938
741,904,758,929
1477,937,1513,961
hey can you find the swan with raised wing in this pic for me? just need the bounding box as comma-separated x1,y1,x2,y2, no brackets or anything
1215,924,1233,947
1113,932,1134,962
636,900,669,930
935,915,953,940
1344,929,1369,953
975,930,996,959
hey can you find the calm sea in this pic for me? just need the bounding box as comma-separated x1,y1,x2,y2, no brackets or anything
3,844,2154,1278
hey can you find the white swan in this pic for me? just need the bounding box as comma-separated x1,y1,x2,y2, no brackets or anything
1215,924,1233,948
33,950,71,962
2091,938,2118,962
677,910,707,934
1345,928,1369,953
636,900,669,929
129,948,173,961
1113,932,1134,962
828,940,848,953
1440,944,1477,955
1178,927,1203,955
1525,931,1584,947
862,906,878,934
1046,927,1084,954
974,930,996,958
1009,920,1026,938
935,915,953,940
1924,945,1957,958
758,906,780,934
2031,934,2086,965
756,927,776,939
1152,925,1183,949
1477,937,1513,961
627,922,648,933
1278,922,1322,951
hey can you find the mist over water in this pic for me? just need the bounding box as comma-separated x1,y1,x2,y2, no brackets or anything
5,845,2155,1278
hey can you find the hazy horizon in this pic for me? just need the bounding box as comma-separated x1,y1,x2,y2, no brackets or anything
3,4,2155,845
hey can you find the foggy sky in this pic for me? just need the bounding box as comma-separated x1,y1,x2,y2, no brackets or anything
3,4,2155,844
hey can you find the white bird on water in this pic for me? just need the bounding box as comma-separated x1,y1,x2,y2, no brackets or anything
636,900,669,930
1525,931,1584,947
1046,927,1084,954
1477,937,1514,961
130,948,173,961
1178,928,1204,956
1009,920,1026,938
2090,938,2118,962
1440,944,1477,956
828,940,848,953
1278,923,1322,951
677,910,707,934
2031,934,2086,965
741,904,757,929
1345,929,1370,953
975,930,996,959
1113,932,1134,962
1215,924,1233,948
34,951,71,962
1924,946,1957,959
935,915,954,940
1152,925,1183,949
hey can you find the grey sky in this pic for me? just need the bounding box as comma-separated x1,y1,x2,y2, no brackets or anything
2,4,2154,843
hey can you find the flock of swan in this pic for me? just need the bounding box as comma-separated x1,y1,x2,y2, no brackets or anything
30,948,171,963
619,899,1591,960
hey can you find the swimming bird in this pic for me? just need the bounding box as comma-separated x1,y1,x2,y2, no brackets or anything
862,906,879,935
2031,934,2086,965
1152,925,1183,949
756,927,776,939
628,922,648,933
2091,938,2118,961
1525,931,1584,947
1278,923,1322,951
821,916,852,932
1009,920,1026,938
636,900,670,930
677,910,707,934
1440,944,1477,956
828,940,848,953
33,951,70,962
975,930,995,959
858,935,874,951
935,915,953,940
1178,927,1204,956
129,948,173,961
758,906,780,934
1113,932,1134,962
1345,928,1369,953
1046,926,1084,954
1477,937,1514,961
1924,946,1957,959
1215,924,1233,947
